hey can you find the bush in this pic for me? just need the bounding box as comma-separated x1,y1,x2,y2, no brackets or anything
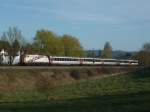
70,70,81,80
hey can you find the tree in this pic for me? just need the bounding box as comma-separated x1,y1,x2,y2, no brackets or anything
0,40,10,51
24,43,37,54
33,30,85,57
33,29,64,56
1,27,24,65
1,27,23,46
135,42,150,65
12,39,21,56
142,42,150,52
62,34,85,57
101,42,112,58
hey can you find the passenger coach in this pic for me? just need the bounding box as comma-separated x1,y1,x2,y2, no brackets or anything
0,49,139,66
22,54,139,66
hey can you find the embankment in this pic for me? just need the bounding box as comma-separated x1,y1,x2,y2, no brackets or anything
0,66,141,102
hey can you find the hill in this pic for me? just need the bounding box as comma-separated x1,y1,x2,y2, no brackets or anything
86,50,136,59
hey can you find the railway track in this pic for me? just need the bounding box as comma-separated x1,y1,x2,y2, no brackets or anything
0,66,143,70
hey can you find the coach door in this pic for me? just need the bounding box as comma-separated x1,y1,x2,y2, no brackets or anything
48,56,53,65
80,58,83,65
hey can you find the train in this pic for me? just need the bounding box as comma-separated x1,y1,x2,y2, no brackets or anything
0,49,139,66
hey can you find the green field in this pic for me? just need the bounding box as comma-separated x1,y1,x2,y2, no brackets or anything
0,68,150,112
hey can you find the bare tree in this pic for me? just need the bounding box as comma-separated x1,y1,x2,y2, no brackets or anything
1,27,24,65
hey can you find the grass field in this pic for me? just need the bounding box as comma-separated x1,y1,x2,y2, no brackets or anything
0,67,150,112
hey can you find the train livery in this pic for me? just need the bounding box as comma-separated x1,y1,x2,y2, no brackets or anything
0,49,139,66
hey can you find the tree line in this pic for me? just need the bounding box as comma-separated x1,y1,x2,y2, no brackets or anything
26,29,85,57
101,41,150,66
0,26,150,65
0,27,85,61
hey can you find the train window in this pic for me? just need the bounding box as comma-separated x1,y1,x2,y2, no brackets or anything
118,60,129,63
55,58,58,61
67,58,69,61
98,60,101,62
55,58,61,61
94,59,98,62
74,59,77,61
73,59,76,61
94,59,99,62
88,59,93,62
85,59,88,61
103,60,116,62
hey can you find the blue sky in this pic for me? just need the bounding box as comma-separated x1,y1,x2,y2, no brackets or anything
0,0,150,51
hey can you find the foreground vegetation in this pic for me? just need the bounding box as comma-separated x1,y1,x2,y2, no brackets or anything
0,67,149,111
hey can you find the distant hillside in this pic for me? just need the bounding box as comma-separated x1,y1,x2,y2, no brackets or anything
85,50,137,59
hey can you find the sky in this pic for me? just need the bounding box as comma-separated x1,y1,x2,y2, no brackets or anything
0,0,150,51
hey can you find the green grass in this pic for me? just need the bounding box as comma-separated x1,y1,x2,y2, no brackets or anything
0,68,150,112
47,68,150,100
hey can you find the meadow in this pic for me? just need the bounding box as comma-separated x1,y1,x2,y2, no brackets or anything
0,67,149,112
